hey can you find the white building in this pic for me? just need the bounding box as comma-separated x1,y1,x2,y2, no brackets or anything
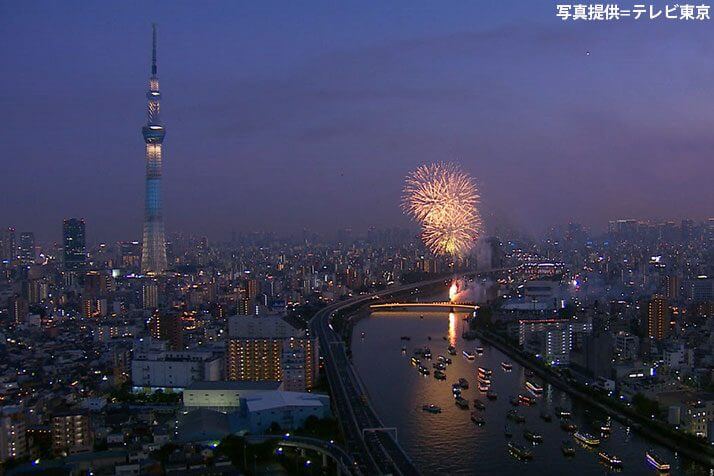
183,381,283,413
518,317,592,365
131,344,223,391
614,331,639,361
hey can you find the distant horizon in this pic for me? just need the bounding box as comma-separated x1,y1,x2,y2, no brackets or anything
2,2,713,243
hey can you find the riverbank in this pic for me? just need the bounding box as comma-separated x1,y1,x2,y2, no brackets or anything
472,325,714,469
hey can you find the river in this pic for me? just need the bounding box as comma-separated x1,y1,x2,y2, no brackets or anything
351,307,710,476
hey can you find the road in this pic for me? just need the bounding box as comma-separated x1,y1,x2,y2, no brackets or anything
309,278,449,476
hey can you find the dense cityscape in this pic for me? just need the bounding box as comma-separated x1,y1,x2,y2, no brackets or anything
3,2,714,476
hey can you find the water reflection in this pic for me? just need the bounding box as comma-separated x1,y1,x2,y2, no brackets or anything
352,310,697,475
448,312,457,347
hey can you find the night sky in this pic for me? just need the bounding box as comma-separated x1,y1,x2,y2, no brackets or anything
2,1,713,244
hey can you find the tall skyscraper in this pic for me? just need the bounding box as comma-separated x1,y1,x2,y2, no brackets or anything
647,295,668,341
141,24,167,275
0,227,16,263
63,218,86,271
18,232,34,266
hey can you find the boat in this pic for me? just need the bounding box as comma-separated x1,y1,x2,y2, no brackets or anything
518,394,535,406
410,357,420,366
427,336,431,340
560,421,577,432
437,355,447,363
501,361,513,371
401,345,407,353
598,451,623,468
523,429,543,443
447,345,456,355
504,424,513,438
524,369,534,377
509,395,520,407
561,440,576,456
525,381,543,395
470,412,486,425
477,377,491,385
473,399,486,410
573,431,600,446
462,350,475,360
422,404,441,414
432,362,446,370
539,411,553,422
418,365,430,376
645,450,670,472
455,396,469,409
508,442,533,460
360,331,365,338
477,367,493,377
413,348,425,356
477,382,490,392
434,370,446,380
555,407,571,418
458,378,469,389
400,336,411,341
486,391,498,400
507,410,525,423
423,348,432,359
599,419,612,434
475,347,484,355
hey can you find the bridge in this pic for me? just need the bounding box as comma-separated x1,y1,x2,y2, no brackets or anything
310,279,452,475
369,301,478,312
245,434,356,475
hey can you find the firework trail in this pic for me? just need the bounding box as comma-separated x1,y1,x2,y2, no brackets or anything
402,162,481,257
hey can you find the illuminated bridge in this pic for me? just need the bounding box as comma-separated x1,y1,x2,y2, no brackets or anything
369,302,478,312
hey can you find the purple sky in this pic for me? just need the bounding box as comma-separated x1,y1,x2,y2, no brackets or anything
1,1,713,244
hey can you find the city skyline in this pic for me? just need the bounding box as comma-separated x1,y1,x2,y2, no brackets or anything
2,2,714,242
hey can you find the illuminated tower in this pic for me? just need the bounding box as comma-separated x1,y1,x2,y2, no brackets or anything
141,24,167,274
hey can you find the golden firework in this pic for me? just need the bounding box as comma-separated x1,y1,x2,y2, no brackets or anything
402,162,481,257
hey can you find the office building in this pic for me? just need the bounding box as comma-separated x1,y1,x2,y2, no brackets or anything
63,218,86,271
17,232,34,266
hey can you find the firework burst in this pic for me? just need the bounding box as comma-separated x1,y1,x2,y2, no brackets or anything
402,162,481,257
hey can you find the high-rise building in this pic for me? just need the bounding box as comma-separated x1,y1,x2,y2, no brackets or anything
647,295,668,341
63,218,86,271
142,280,159,310
237,297,254,316
140,24,167,275
51,409,93,456
226,315,318,391
0,407,26,463
0,227,16,263
17,232,34,266
149,311,183,350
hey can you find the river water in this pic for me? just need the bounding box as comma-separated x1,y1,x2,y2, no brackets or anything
351,309,710,476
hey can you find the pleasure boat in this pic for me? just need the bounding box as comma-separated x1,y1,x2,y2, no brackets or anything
645,450,670,472
473,399,486,410
470,412,486,425
462,350,475,360
561,440,576,456
455,396,469,409
573,431,600,446
486,391,498,400
434,370,446,380
525,381,543,395
422,404,441,414
458,378,469,389
501,361,513,371
598,451,623,468
508,442,533,460
523,429,543,443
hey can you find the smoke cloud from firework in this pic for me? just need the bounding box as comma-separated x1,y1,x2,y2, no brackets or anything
401,162,482,257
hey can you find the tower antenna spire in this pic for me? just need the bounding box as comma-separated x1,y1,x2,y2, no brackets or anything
151,23,157,76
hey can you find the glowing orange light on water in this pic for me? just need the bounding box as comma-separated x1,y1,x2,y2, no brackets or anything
448,312,457,347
